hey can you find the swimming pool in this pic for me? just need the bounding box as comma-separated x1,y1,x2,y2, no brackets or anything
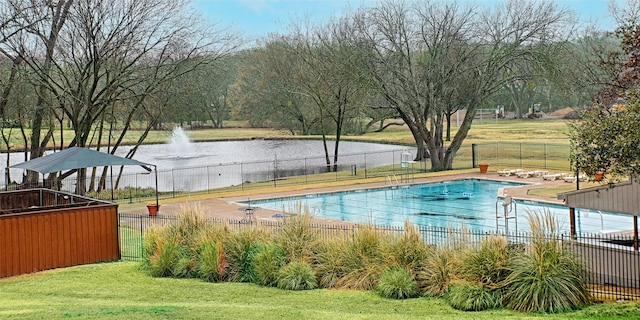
249,179,632,234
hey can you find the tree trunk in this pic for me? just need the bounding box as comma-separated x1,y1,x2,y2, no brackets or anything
445,112,452,142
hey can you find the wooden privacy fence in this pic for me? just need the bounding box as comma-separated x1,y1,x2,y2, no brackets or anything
0,189,120,278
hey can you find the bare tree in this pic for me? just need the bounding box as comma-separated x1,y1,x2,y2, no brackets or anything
285,17,374,171
352,0,573,170
2,0,238,193
230,41,319,134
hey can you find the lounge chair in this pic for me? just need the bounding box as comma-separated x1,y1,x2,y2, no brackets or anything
542,173,565,181
497,169,522,176
516,171,536,178
533,170,548,177
563,174,588,183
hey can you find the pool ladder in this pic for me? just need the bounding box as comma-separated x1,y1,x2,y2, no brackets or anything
496,196,517,234
386,174,401,186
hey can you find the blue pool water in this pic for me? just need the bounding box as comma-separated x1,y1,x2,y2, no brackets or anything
249,179,632,234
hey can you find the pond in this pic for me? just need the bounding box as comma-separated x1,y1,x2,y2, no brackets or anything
2,130,415,192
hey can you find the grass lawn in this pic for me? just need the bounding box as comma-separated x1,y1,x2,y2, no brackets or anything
0,261,639,320
2,118,572,151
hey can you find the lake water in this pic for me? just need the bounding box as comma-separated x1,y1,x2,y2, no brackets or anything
2,139,414,192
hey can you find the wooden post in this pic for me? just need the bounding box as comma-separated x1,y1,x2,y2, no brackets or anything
569,207,576,239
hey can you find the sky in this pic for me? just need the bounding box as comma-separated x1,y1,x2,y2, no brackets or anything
192,0,617,41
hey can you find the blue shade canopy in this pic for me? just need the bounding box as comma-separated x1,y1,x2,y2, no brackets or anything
10,147,153,174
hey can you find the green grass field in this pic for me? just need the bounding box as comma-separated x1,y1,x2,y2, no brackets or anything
0,261,638,320
1,118,572,151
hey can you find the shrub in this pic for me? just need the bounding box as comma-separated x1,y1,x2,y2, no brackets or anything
197,242,224,282
166,205,208,250
375,266,420,299
461,235,512,289
415,246,460,296
148,237,186,277
223,228,269,282
240,242,268,283
273,212,318,263
172,255,195,278
313,239,347,288
142,226,163,265
503,211,591,313
381,221,430,271
277,261,318,290
335,225,387,290
445,282,502,311
253,244,286,287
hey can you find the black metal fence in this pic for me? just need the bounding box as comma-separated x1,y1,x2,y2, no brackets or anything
472,142,571,171
5,148,436,201
5,142,573,201
119,213,639,301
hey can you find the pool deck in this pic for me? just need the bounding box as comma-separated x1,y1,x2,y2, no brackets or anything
117,170,583,222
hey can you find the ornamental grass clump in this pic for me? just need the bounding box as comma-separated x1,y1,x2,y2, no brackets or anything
503,210,591,313
197,241,225,282
253,244,286,287
381,221,430,272
166,204,209,251
445,282,502,311
240,242,269,283
415,245,460,296
223,227,270,282
461,234,513,289
144,205,211,278
334,225,387,290
148,236,188,277
375,266,421,299
313,238,347,288
142,226,163,266
277,261,318,290
273,212,319,263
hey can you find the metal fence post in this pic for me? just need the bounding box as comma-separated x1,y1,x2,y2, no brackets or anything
471,144,477,168
520,143,523,168
304,158,308,185
364,153,367,179
171,169,175,198
273,156,277,187
544,143,547,169
139,216,144,258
